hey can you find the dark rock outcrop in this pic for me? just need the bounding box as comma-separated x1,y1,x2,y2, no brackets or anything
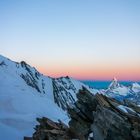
31,88,140,140
67,88,140,140
32,117,78,140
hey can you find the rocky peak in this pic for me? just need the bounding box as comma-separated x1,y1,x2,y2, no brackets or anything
20,61,28,67
108,77,120,89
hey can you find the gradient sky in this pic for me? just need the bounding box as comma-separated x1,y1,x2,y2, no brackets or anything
0,0,140,81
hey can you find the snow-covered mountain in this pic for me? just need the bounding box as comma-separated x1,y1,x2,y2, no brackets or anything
0,55,96,140
105,78,130,97
105,78,140,104
108,77,120,89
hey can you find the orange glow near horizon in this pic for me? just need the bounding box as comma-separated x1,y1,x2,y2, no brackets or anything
36,64,140,81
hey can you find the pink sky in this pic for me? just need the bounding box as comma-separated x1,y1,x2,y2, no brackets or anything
36,63,140,81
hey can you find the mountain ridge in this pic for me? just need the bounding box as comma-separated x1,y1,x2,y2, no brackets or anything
0,54,96,140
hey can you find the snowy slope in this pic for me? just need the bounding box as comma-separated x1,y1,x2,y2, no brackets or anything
0,55,96,140
131,83,140,93
0,55,69,140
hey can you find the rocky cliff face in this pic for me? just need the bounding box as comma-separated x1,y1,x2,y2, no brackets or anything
70,88,140,140
52,76,97,111
52,77,77,111
32,87,140,140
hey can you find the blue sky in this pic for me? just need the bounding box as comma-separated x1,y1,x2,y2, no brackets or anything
0,0,140,80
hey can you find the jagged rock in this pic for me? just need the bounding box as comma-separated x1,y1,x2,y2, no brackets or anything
108,77,120,89
68,88,140,140
32,88,140,140
30,88,140,140
52,78,76,110
92,105,132,140
32,117,79,140
67,88,97,139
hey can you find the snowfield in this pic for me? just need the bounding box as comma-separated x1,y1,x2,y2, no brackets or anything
0,56,69,139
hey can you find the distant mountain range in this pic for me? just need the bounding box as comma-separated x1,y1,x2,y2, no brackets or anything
104,77,140,104
0,54,140,140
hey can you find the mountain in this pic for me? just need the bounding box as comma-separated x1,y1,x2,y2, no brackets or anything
1,54,140,140
108,77,120,89
105,78,140,104
105,78,130,98
0,55,96,140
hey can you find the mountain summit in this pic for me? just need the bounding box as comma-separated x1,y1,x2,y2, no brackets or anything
108,77,120,89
